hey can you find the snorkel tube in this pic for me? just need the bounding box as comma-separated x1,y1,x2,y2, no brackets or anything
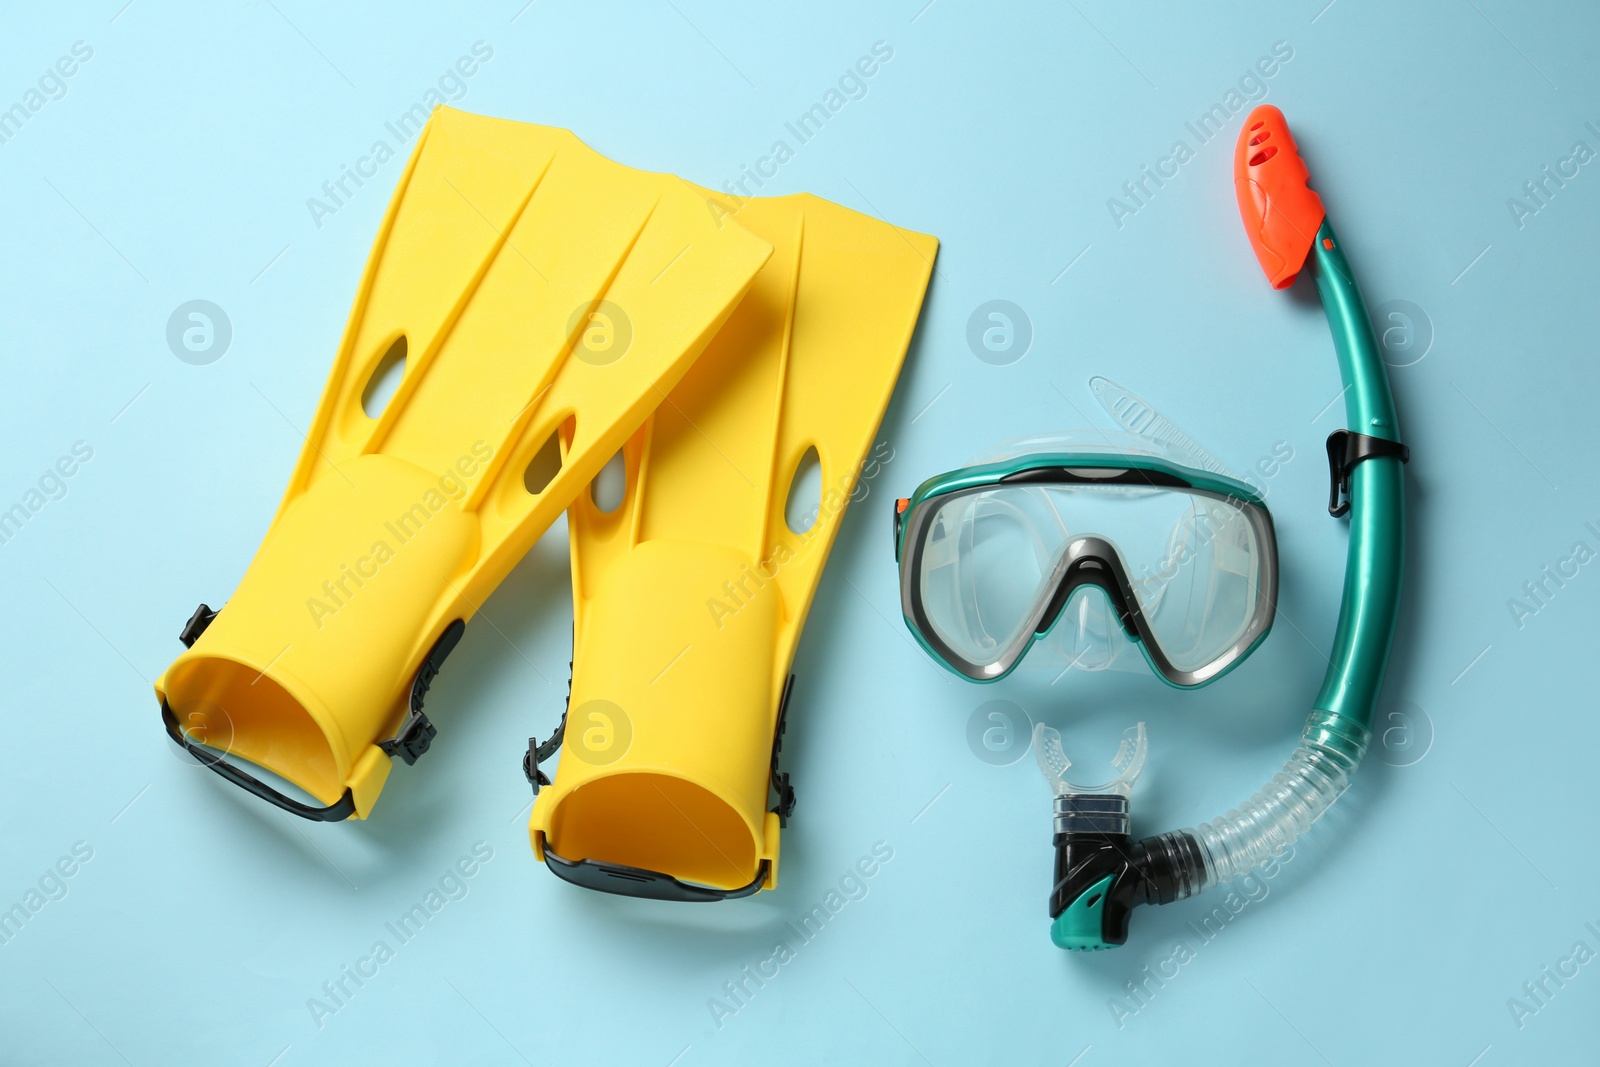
1047,105,1408,949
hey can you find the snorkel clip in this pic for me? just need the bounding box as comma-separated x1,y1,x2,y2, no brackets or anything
1325,430,1410,518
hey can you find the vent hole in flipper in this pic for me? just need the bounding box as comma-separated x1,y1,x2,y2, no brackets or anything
523,428,565,495
784,446,823,534
590,449,626,513
360,335,407,419
1248,145,1278,166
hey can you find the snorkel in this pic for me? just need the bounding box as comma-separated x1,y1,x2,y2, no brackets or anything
1038,105,1408,948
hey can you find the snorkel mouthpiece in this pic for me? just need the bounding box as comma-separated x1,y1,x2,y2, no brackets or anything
1037,724,1143,950
1037,724,1207,949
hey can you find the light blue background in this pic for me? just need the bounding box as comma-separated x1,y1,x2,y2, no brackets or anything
2,2,1597,1064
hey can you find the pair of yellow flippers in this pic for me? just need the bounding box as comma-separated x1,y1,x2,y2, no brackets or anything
156,107,936,897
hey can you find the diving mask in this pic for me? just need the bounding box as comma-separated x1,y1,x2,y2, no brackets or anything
894,433,1277,688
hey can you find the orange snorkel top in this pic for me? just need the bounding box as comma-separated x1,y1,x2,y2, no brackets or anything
1234,105,1327,289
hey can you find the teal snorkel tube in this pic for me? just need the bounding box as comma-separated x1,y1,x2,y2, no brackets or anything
1044,105,1409,949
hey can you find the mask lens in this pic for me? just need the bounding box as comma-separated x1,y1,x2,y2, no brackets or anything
1137,494,1266,673
917,489,1053,667
914,476,1269,677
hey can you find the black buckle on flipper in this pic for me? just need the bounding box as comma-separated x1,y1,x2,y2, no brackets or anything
768,674,797,826
523,729,564,793
1325,430,1409,518
379,619,465,765
523,645,574,795
179,604,218,648
381,708,437,766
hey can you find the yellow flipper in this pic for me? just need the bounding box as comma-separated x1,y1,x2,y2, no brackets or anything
530,192,937,895
156,108,772,820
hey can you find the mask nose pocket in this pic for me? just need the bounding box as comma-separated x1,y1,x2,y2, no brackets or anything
1041,587,1124,673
